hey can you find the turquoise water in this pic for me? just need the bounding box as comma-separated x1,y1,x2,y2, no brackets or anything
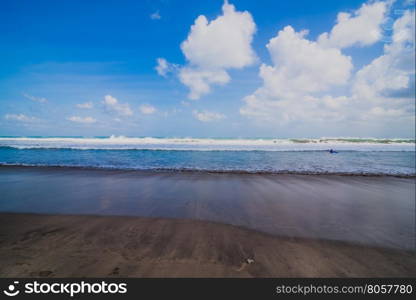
0,137,415,175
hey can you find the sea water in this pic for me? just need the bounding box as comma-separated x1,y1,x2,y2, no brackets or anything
0,136,415,175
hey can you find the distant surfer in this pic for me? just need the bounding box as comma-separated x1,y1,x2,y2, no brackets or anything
328,149,338,154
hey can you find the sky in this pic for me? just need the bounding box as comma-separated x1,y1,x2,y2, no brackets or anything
0,0,415,138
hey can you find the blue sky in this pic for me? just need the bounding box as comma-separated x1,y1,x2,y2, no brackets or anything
0,0,414,137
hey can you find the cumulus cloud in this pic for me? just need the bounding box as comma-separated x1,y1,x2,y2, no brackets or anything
193,110,226,122
157,1,257,100
240,2,415,131
263,26,352,97
318,1,388,48
139,104,156,114
4,114,38,122
180,1,256,69
67,116,97,124
102,95,133,116
23,93,47,103
353,9,415,99
240,25,353,122
76,101,93,109
179,68,230,100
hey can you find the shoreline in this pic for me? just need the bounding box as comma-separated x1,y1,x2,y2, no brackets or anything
1,165,414,250
0,213,415,278
1,164,415,178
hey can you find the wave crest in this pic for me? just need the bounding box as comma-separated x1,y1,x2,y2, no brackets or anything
0,137,414,151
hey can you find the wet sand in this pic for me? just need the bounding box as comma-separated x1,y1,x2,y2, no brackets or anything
0,213,415,278
0,166,414,250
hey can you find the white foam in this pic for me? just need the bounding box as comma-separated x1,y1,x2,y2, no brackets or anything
0,137,414,151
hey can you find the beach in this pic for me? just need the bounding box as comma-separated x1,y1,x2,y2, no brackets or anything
0,165,415,277
1,0,415,285
1,213,415,278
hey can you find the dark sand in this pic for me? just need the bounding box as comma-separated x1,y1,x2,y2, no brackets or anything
0,166,415,277
0,213,415,278
0,166,414,249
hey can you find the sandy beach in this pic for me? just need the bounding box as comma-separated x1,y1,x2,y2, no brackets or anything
0,165,415,277
1,0,415,284
1,166,414,249
0,213,415,278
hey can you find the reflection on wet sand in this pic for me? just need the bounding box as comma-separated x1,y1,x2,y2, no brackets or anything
0,166,415,250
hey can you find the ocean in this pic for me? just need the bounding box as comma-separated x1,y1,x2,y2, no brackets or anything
0,136,415,175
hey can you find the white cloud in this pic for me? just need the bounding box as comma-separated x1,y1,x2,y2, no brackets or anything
240,25,353,122
76,101,93,109
23,93,47,103
67,116,97,124
318,1,388,48
241,94,351,124
155,58,178,77
139,104,156,114
353,10,415,99
181,1,256,69
240,3,415,131
160,1,256,100
102,95,133,116
179,68,230,100
263,26,352,97
193,110,226,122
150,11,161,20
369,106,405,117
4,114,38,122
155,58,174,77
